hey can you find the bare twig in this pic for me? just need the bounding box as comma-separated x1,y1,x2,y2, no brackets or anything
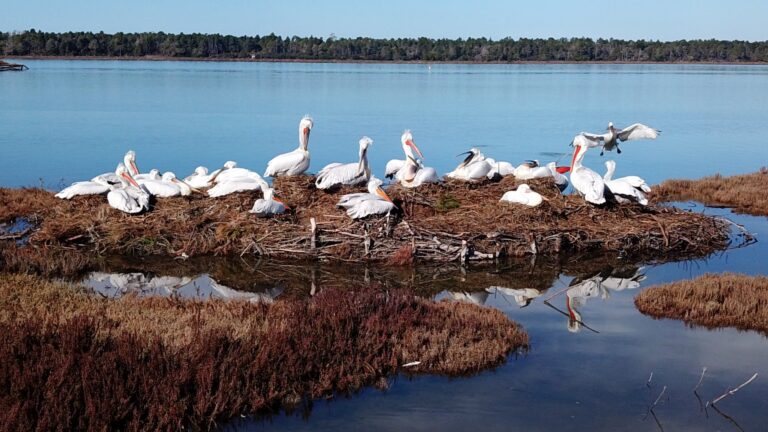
708,373,758,406
693,367,707,392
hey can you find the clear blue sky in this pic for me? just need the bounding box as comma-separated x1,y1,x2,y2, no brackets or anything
2,0,767,41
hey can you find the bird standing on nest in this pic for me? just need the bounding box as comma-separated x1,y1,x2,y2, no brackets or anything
264,115,314,177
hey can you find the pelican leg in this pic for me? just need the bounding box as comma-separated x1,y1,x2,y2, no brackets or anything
616,143,622,154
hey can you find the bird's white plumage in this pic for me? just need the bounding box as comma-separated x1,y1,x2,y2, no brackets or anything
208,175,267,198
106,165,151,214
603,160,651,192
446,148,492,181
485,158,516,179
500,184,545,207
616,123,660,141
55,178,110,199
547,162,570,192
385,159,405,179
264,116,314,177
581,122,660,154
315,136,372,189
184,166,226,188
138,172,184,197
569,135,606,205
250,188,288,217
338,177,396,219
605,178,648,205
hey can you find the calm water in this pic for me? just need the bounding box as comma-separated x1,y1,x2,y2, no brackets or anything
3,61,768,430
2,60,768,188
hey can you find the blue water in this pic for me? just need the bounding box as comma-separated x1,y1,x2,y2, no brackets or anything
4,61,768,431
2,60,768,188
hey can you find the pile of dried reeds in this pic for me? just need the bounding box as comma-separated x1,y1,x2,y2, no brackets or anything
0,273,527,431
635,273,768,335
0,175,733,265
653,168,768,216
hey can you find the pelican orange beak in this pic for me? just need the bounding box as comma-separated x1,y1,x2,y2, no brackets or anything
406,139,424,159
274,197,290,210
172,178,203,194
303,127,310,139
556,166,571,174
121,172,141,188
570,145,581,168
376,186,394,204
130,161,139,176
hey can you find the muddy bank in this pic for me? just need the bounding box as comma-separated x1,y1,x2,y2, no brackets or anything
0,176,733,266
635,273,768,335
0,273,527,431
654,169,768,216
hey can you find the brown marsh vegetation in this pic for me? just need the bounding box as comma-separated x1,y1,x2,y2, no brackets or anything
654,168,768,216
0,273,527,431
0,175,732,266
635,273,768,335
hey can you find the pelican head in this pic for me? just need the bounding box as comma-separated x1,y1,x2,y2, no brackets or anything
456,147,482,167
124,150,139,176
401,130,424,160
366,176,384,194
115,163,141,188
194,166,208,176
607,121,615,131
299,115,314,150
517,184,532,193
357,136,374,175
359,136,374,150
223,161,237,169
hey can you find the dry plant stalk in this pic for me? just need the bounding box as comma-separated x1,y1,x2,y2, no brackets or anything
1,175,733,266
635,273,768,335
0,273,528,431
653,168,768,216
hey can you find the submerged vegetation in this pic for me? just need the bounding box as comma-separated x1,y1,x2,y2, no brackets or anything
654,169,768,216
0,176,733,271
0,273,527,431
3,30,768,62
635,273,768,335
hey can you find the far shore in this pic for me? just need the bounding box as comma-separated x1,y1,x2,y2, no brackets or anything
4,55,768,66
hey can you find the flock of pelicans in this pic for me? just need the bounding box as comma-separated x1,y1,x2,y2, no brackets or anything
55,116,659,218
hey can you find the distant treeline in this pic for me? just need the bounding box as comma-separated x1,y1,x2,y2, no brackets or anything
2,29,767,62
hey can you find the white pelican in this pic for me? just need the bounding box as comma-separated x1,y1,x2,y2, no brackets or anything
250,187,289,217
315,136,373,190
119,150,157,180
547,162,570,192
106,164,151,214
212,161,263,184
485,157,516,179
208,175,267,198
513,160,553,180
91,151,137,184
581,122,660,155
569,135,606,205
500,184,546,207
337,177,396,219
603,160,651,193
137,172,189,197
56,176,111,199
264,115,314,177
604,175,648,205
390,131,439,188
446,148,492,181
184,166,225,188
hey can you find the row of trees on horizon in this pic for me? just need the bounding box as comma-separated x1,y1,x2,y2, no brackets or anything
2,29,767,62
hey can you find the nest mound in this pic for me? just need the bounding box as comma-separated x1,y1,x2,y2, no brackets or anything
0,175,732,264
635,273,768,335
653,168,768,216
0,273,527,430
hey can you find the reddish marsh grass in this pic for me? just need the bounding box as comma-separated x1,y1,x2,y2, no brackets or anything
635,273,768,335
0,274,527,431
0,175,731,264
654,169,768,216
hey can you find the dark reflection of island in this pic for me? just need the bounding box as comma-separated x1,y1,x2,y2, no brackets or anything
80,254,652,308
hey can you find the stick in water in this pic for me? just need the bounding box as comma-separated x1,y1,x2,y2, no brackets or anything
693,367,707,392
709,373,758,406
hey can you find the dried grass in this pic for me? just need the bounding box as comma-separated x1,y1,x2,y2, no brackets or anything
635,273,768,335
0,175,731,264
0,273,527,431
653,168,768,216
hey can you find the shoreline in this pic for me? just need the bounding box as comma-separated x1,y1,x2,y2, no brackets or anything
5,55,768,66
